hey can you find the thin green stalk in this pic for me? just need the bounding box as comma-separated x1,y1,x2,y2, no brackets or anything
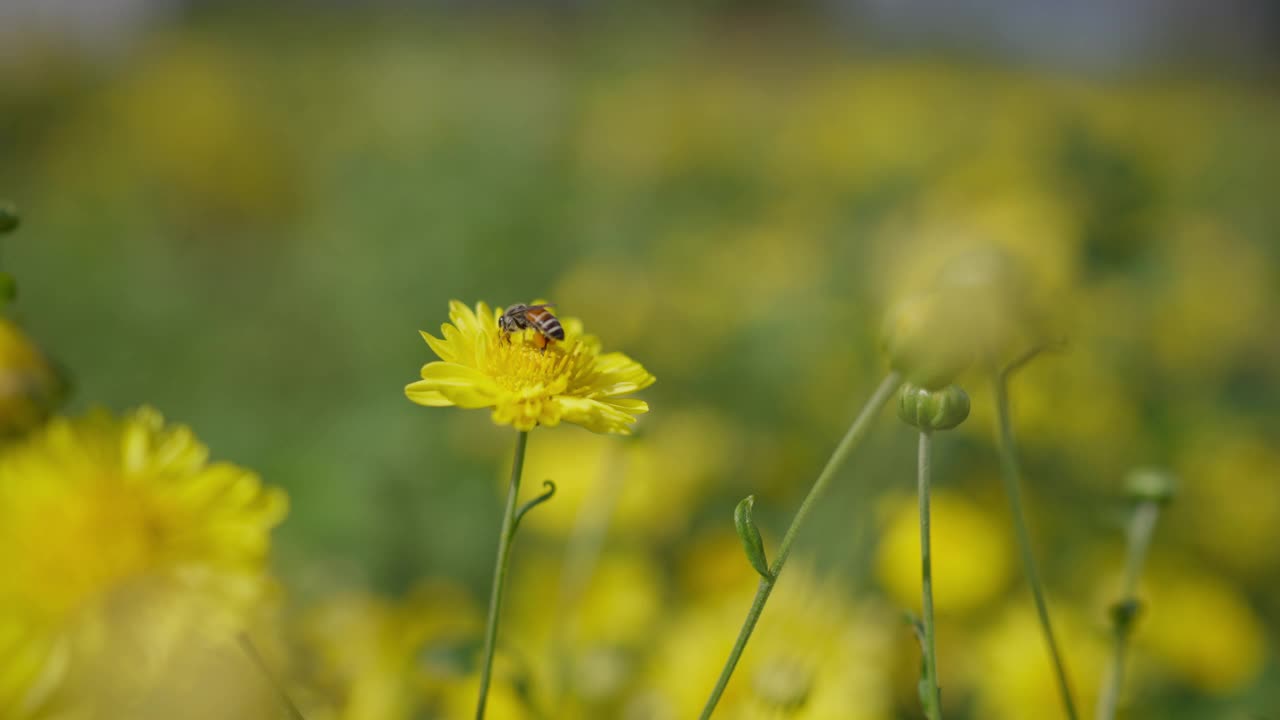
1095,501,1160,720
697,371,902,720
917,430,942,720
238,632,305,720
476,430,529,720
992,369,1078,720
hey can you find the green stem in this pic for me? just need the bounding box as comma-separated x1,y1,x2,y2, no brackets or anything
475,430,529,720
238,632,306,720
1095,501,1160,720
918,431,943,720
697,371,902,720
992,369,1078,720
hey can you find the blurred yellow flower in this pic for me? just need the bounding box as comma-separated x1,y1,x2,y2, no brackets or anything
876,490,1013,615
634,565,895,720
299,582,484,720
437,655,537,720
1176,431,1280,577
1139,564,1265,694
0,319,66,438
971,603,1106,720
0,407,287,717
406,301,654,434
498,549,666,716
516,409,732,540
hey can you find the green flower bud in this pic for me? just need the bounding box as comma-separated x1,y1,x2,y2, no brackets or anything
0,204,18,235
881,291,974,390
1109,598,1142,631
1124,467,1176,505
898,383,971,432
734,495,772,580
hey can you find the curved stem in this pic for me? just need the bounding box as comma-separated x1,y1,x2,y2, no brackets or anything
917,431,943,720
1095,501,1160,720
697,371,902,719
238,632,305,720
992,370,1078,720
475,430,530,720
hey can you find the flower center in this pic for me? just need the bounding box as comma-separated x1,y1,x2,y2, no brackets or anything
484,332,585,396
752,656,814,711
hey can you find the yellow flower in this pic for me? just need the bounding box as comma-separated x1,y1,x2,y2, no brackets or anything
875,490,1013,615
0,407,287,717
1138,564,1265,694
970,602,1107,720
405,301,654,434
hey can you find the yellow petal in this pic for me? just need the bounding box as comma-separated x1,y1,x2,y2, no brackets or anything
556,396,639,435
420,330,457,363
405,383,454,407
416,363,500,408
603,398,649,414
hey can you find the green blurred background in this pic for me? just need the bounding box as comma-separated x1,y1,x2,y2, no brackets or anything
2,3,1278,718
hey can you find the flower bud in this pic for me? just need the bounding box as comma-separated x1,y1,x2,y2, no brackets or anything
0,318,69,436
1124,467,1176,505
881,291,973,390
0,204,18,235
934,247,1043,367
1109,598,1142,631
734,495,772,580
898,383,971,432
883,246,1049,384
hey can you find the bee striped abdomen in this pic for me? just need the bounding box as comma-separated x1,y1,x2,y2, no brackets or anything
526,307,565,340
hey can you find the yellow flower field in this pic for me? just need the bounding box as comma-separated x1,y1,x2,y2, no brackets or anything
0,6,1276,719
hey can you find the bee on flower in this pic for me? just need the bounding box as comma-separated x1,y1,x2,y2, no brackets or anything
406,300,654,434
499,303,565,351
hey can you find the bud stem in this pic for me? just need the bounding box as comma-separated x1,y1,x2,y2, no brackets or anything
917,430,943,720
992,368,1079,720
697,372,902,719
1095,500,1161,720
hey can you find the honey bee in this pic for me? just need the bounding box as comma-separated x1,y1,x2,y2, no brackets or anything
499,303,565,349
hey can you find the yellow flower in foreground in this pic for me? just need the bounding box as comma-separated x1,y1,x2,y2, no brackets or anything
0,407,287,718
406,301,654,434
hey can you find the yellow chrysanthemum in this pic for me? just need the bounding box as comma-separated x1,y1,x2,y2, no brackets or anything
0,407,287,718
405,301,654,434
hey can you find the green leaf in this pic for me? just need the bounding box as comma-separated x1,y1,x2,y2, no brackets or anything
734,495,772,580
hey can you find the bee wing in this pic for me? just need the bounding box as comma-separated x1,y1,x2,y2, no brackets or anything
525,303,556,310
